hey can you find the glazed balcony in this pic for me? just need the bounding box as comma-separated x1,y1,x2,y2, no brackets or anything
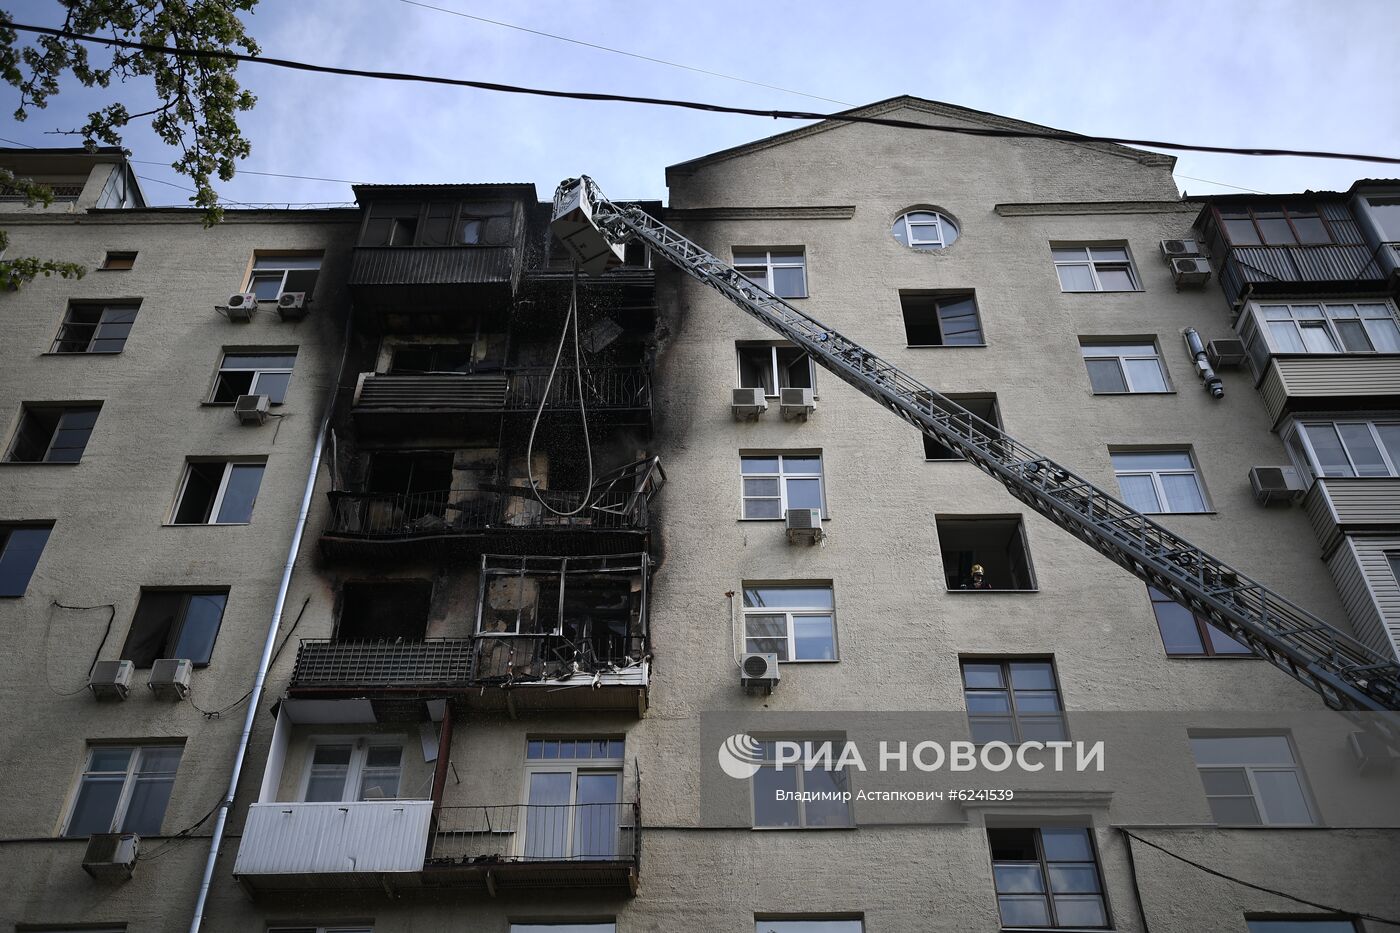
1303,477,1400,558
1214,242,1387,309
1258,354,1400,425
288,638,473,696
469,633,649,715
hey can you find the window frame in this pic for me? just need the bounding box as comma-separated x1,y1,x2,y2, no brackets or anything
1238,300,1400,377
735,342,817,399
99,250,137,271
1214,203,1336,247
208,349,298,405
169,459,267,526
521,737,626,860
750,737,853,829
1147,587,1252,658
120,588,230,668
986,825,1111,930
1051,244,1141,293
0,522,53,597
923,394,1001,461
1285,419,1400,481
733,248,808,299
960,658,1068,745
741,582,838,663
49,302,139,355
299,737,409,803
1110,448,1210,514
62,743,184,838
246,253,322,302
4,403,102,463
900,291,986,347
754,920,864,933
892,209,959,251
739,453,826,521
1079,339,1172,394
1190,733,1318,827
1245,918,1361,933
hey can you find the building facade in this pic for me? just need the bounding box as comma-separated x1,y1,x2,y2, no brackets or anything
3,98,1400,933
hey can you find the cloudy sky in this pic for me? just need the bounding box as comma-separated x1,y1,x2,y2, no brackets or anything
4,0,1398,207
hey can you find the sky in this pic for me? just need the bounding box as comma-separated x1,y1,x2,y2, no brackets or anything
3,0,1399,208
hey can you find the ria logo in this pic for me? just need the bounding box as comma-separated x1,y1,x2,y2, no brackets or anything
717,733,764,779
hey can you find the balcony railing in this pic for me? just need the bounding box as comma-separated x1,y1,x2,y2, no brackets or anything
472,633,648,686
1217,242,1388,308
351,366,651,416
431,801,639,865
505,365,652,411
290,638,472,691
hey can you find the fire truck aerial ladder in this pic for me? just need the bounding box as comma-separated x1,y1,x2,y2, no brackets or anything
550,175,1400,737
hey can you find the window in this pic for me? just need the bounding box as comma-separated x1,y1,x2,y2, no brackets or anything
1079,339,1169,393
736,343,815,397
893,209,959,250
752,739,852,828
171,460,266,525
1148,587,1250,657
1389,552,1400,588
1238,301,1400,374
63,744,183,837
735,248,807,298
303,741,405,801
1218,204,1332,246
524,738,625,859
741,454,824,519
1366,195,1400,241
120,590,228,667
50,303,138,354
100,250,136,270
743,584,836,661
757,921,863,933
987,827,1109,929
1285,420,1400,481
512,925,615,933
961,659,1066,744
247,254,321,302
5,404,101,462
209,350,297,405
1111,450,1208,513
338,581,432,641
388,343,474,374
1246,921,1359,933
1052,245,1140,292
923,395,1000,460
1190,734,1316,825
936,516,1036,590
0,523,52,597
901,291,984,346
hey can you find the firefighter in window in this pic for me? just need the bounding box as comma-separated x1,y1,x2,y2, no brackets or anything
962,563,993,590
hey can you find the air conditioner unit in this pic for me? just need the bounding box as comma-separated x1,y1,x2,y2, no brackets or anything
233,393,271,425
82,833,139,882
785,507,825,545
1207,338,1248,368
740,652,780,694
223,292,257,322
1171,256,1212,288
88,659,134,701
1348,730,1397,776
148,658,192,700
779,386,815,421
731,387,768,421
1249,465,1305,505
1160,238,1202,259
276,291,308,320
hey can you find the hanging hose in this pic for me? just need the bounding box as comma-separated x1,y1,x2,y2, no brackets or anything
526,266,595,517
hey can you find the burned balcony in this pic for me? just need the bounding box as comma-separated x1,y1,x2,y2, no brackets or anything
320,457,664,560
470,553,652,715
289,639,474,695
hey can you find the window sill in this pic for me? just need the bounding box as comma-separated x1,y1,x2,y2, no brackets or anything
739,517,830,522
907,344,988,349
1060,288,1143,294
163,522,252,527
1165,654,1259,660
751,824,856,831
1090,391,1176,396
200,401,285,408
0,460,80,466
944,588,1040,594
1139,511,1217,517
40,351,124,357
778,658,840,664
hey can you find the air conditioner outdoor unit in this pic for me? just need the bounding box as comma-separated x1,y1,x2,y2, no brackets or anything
785,507,825,545
731,387,768,421
740,652,780,694
1348,730,1397,776
88,659,134,701
1207,338,1248,368
779,386,815,421
1171,256,1212,287
276,291,308,320
224,292,257,322
233,393,271,425
82,833,139,882
1249,465,1305,505
1160,238,1202,259
148,658,192,700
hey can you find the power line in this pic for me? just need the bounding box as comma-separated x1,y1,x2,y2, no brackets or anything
0,136,37,148
1175,173,1268,195
397,0,855,108
6,19,1400,165
131,159,362,185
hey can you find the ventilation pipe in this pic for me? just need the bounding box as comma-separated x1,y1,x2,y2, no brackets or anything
1183,328,1224,399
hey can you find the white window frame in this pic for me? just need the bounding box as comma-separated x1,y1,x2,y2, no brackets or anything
170,459,266,525
893,210,958,250
521,738,625,860
1052,244,1141,292
299,737,409,802
740,454,825,520
247,254,321,302
62,744,183,837
750,738,853,829
735,342,817,398
1190,734,1317,826
733,248,808,298
210,350,298,404
742,583,838,662
1239,300,1400,375
1110,449,1209,514
1286,419,1400,481
1079,339,1171,393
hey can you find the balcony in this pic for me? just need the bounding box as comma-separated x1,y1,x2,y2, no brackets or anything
1214,243,1387,308
289,638,473,696
1303,477,1400,558
320,457,663,560
469,634,649,715
1257,355,1400,425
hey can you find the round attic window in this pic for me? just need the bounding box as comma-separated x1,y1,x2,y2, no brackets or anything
893,209,959,250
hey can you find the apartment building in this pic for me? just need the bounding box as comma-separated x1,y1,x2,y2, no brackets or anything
4,99,1400,933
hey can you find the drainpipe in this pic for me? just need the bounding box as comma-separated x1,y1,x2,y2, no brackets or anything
188,313,351,933
1183,327,1224,399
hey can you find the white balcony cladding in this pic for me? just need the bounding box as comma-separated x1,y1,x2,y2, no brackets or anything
1304,477,1400,557
1259,356,1400,425
1326,535,1400,662
233,799,432,876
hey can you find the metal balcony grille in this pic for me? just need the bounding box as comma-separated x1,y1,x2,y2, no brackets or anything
505,365,652,411
290,638,473,688
430,801,639,866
